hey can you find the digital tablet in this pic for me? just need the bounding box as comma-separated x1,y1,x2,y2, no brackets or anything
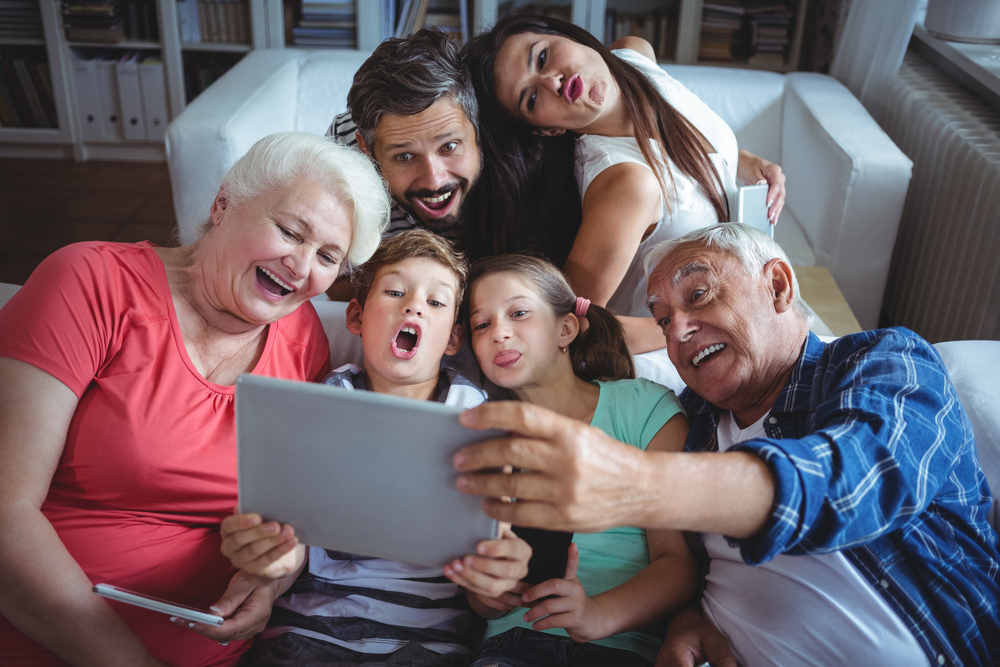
93,584,224,626
235,374,502,567
737,183,772,237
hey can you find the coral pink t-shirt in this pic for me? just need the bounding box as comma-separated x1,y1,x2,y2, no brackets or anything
0,242,331,666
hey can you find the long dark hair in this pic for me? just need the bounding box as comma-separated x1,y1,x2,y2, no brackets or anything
466,254,635,383
463,13,730,249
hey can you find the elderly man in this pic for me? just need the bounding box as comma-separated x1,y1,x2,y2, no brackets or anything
453,224,999,666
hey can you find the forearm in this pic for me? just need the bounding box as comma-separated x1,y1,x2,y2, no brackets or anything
619,315,667,355
586,553,697,641
635,451,775,538
0,504,163,667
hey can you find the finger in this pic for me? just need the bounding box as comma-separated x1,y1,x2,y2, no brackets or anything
456,403,568,469
476,534,532,563
476,497,574,532
522,577,573,603
457,467,565,505
220,513,263,539
564,543,579,580
224,529,297,566
243,539,300,575
462,553,526,582
208,573,256,618
530,609,578,632
523,595,575,623
221,521,292,555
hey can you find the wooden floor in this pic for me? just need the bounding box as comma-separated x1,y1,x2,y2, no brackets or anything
0,158,178,286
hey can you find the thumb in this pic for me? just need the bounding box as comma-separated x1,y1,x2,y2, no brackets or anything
564,543,579,580
209,572,256,617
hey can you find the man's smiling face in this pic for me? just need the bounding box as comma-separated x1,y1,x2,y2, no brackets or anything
364,97,481,234
646,243,791,418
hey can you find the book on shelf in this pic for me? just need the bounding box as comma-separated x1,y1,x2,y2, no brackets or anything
604,8,678,62
0,0,44,39
698,0,795,65
292,0,355,48
0,51,57,128
62,0,159,43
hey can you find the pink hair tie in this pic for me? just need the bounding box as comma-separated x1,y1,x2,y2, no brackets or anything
575,297,591,318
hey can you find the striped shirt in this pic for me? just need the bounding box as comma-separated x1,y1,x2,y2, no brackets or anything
263,365,487,656
326,111,465,246
682,328,1000,666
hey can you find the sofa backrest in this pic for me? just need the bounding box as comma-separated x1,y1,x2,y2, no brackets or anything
662,65,785,166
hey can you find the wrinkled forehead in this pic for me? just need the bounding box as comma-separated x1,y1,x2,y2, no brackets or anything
372,98,476,154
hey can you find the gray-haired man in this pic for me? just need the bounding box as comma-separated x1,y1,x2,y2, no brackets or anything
327,28,481,251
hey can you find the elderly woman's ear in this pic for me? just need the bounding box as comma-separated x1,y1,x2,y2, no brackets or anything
764,258,796,313
210,189,230,227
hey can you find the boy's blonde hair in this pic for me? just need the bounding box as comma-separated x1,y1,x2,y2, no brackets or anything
352,230,469,320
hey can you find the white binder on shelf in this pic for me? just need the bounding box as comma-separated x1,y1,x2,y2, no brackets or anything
115,57,147,141
138,61,167,142
71,60,104,142
94,59,122,141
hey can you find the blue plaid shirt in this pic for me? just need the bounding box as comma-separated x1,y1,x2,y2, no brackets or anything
681,328,1000,666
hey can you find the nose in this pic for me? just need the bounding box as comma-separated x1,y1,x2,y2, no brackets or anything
282,244,311,278
421,156,450,191
492,319,512,343
403,295,424,317
541,71,564,95
667,311,699,343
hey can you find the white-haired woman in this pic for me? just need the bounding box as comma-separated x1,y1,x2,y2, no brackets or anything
0,133,390,666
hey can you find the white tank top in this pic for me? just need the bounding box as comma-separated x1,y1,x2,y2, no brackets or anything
701,411,930,667
575,49,739,318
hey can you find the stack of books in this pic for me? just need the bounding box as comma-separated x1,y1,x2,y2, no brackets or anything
394,0,467,42
176,0,250,44
62,0,127,43
0,51,57,128
292,0,355,48
0,0,44,40
498,2,570,24
746,0,793,65
699,0,744,62
604,9,678,61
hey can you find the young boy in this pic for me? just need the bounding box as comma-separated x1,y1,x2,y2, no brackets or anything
219,230,530,667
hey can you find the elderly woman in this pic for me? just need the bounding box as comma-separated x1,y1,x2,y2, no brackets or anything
0,132,390,666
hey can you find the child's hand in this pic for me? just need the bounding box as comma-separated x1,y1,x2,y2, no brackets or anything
520,543,606,643
220,509,304,579
443,525,532,611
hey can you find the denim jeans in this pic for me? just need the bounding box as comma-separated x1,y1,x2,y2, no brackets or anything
243,632,468,667
468,628,653,667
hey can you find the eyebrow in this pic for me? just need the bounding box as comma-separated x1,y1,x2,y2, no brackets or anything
470,294,532,318
518,40,539,112
673,262,710,285
383,131,461,152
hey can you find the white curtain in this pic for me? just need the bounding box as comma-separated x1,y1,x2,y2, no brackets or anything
829,0,922,118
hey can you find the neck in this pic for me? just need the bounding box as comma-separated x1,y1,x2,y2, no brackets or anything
363,369,440,402
513,360,600,423
580,81,633,137
731,327,809,429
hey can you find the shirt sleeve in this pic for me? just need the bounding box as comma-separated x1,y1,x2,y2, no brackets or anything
0,243,125,397
731,329,978,564
635,378,686,450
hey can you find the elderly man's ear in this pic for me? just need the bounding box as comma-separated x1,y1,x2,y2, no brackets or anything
764,258,796,314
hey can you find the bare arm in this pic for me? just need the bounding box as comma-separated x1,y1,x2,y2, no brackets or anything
736,150,785,224
455,402,775,538
521,415,698,641
0,358,167,667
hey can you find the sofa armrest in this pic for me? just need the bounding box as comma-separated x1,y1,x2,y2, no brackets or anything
781,73,913,330
166,49,310,245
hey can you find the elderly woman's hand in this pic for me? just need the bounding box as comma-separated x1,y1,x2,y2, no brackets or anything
737,149,786,225
170,570,291,643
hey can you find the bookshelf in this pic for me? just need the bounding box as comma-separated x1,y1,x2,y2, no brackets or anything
0,0,281,161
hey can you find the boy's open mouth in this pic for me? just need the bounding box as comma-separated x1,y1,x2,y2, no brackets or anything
391,323,421,359
257,267,294,297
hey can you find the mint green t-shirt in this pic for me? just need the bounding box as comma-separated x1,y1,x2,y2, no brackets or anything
485,378,685,662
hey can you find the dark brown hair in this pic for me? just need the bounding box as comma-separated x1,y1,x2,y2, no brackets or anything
463,13,730,230
353,229,469,321
466,254,635,383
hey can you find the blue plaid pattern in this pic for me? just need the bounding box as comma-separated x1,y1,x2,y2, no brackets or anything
682,328,1000,666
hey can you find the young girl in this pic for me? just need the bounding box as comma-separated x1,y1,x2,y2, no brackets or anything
463,14,785,353
445,254,697,667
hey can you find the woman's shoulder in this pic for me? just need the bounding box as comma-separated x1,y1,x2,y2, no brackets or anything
598,377,678,406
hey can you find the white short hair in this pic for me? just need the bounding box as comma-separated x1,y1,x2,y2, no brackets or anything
644,223,811,323
219,132,391,272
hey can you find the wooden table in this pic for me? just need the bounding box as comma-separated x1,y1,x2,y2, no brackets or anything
794,266,863,337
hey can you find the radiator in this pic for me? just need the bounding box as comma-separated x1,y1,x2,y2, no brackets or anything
878,50,1000,343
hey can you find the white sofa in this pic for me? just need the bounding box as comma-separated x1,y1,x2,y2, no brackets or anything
165,49,913,331
0,283,996,530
